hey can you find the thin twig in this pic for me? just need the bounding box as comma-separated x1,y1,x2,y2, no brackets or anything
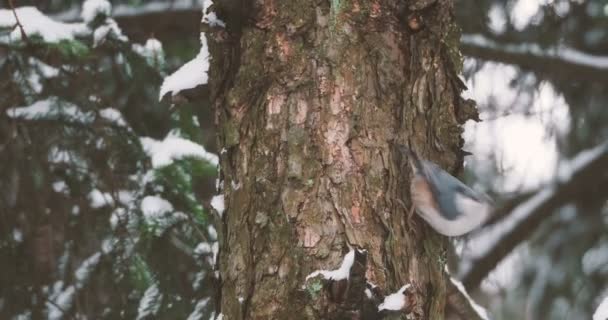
8,0,30,43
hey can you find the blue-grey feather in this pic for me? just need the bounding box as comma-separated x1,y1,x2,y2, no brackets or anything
419,160,488,221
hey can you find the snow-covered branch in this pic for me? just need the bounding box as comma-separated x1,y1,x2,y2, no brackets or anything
461,34,608,81
460,141,608,290
51,0,202,22
446,275,490,320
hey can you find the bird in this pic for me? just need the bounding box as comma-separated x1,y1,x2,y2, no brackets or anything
398,146,494,236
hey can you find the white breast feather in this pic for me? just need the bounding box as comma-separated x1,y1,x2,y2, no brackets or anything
415,193,491,237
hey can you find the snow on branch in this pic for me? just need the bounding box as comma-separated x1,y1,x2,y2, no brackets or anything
140,132,219,168
460,141,608,290
158,0,223,100
136,283,163,320
158,32,209,100
460,34,608,81
0,6,88,43
47,251,104,319
52,0,203,21
187,298,210,320
594,295,608,320
6,98,94,123
81,0,111,24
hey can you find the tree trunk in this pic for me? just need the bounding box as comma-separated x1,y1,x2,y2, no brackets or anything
207,0,475,318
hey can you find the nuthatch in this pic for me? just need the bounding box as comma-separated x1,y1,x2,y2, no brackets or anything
399,146,494,236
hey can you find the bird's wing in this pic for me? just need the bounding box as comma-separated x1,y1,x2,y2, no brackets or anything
421,162,490,220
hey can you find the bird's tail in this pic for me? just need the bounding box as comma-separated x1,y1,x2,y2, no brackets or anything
397,145,423,174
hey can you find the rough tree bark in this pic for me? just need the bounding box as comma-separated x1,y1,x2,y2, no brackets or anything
206,0,477,318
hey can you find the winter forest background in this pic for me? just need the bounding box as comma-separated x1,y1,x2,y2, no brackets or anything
0,0,607,319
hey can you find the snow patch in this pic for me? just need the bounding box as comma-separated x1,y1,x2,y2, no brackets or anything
140,133,218,168
52,180,68,193
594,295,608,320
159,33,210,100
92,19,127,47
88,189,115,208
140,195,174,219
202,0,226,28
12,229,23,243
133,38,165,67
47,285,76,320
207,225,217,240
211,242,219,265
195,242,212,255
81,0,112,24
378,284,411,311
210,194,225,216
99,108,127,126
110,208,126,229
306,250,356,281
192,271,206,291
583,243,608,275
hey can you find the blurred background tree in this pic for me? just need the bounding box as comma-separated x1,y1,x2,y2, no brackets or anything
0,1,218,319
0,0,606,319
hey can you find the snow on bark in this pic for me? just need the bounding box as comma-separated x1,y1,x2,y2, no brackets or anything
0,7,88,43
140,132,219,168
306,250,356,281
378,284,412,311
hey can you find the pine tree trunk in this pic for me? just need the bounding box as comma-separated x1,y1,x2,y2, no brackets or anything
207,0,475,318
